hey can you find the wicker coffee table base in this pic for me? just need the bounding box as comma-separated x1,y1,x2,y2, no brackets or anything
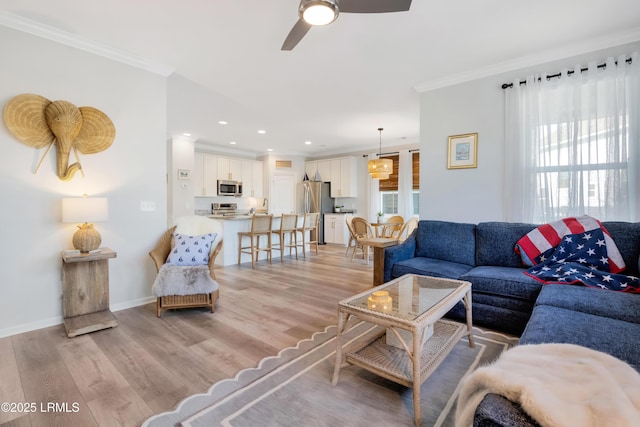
331,276,474,427
347,320,466,388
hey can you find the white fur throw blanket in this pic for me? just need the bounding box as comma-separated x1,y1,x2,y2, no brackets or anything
455,343,640,427
152,264,219,297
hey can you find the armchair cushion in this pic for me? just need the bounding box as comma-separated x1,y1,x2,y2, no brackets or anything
152,264,219,297
166,232,217,266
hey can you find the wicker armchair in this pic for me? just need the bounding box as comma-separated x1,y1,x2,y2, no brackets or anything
149,216,223,317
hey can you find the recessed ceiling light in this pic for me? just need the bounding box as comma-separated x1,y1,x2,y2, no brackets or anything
218,121,228,125
229,141,237,145
305,141,312,145
183,132,191,136
267,148,273,152
258,129,266,134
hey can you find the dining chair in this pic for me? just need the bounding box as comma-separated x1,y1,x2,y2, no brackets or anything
396,217,418,242
296,212,319,257
382,215,404,237
272,213,298,261
345,214,357,257
238,214,273,268
350,217,375,264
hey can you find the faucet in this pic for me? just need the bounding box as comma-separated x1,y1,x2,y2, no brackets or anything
263,197,268,212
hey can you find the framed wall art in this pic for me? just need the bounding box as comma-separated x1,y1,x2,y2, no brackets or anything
447,133,478,169
177,169,191,179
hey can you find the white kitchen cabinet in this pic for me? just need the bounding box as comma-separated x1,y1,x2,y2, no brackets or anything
203,154,218,195
324,214,349,245
241,159,264,198
304,160,332,182
317,160,331,182
218,157,242,181
305,161,317,181
193,153,205,196
330,156,358,197
193,153,218,196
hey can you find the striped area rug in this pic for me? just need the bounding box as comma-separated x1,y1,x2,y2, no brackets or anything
143,321,518,427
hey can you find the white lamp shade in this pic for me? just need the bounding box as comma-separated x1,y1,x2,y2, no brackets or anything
62,197,109,223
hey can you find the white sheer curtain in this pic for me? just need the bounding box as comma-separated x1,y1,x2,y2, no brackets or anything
505,52,640,223
397,149,414,219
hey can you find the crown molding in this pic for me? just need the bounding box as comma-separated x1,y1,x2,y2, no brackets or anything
414,27,640,93
0,11,174,77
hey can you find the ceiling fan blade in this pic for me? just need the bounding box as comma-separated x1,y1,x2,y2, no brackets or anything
339,0,412,13
281,19,312,51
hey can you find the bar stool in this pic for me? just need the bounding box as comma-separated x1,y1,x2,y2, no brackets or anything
272,213,298,261
296,212,319,257
238,214,273,268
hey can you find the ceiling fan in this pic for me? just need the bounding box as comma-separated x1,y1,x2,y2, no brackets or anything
281,0,412,51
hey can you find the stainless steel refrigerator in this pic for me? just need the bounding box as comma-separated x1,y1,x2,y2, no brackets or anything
302,180,334,244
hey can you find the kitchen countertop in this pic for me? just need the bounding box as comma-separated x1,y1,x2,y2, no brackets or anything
208,214,253,220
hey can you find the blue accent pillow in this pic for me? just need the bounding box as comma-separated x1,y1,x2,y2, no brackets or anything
166,233,217,266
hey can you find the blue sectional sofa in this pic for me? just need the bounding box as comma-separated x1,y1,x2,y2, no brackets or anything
383,219,640,426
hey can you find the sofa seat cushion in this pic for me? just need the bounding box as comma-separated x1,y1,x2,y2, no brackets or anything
460,266,542,301
536,284,640,324
391,257,473,280
520,305,640,371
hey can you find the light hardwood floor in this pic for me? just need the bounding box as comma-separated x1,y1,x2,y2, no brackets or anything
1,244,373,427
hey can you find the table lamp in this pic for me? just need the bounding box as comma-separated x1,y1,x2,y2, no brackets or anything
62,196,109,252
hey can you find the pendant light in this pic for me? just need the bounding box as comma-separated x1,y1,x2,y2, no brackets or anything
368,127,392,180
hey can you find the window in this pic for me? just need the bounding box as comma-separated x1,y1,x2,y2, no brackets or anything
533,117,629,220
504,55,639,223
379,152,420,216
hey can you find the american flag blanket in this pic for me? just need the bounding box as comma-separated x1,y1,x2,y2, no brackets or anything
515,216,640,293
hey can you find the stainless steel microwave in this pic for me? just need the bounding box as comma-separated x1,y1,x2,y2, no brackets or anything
217,180,242,197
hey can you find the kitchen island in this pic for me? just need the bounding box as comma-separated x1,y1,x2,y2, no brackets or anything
207,215,303,266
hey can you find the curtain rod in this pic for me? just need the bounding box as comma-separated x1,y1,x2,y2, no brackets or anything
362,148,419,158
501,57,633,89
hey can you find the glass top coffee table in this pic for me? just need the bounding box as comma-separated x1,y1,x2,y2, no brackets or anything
331,274,474,427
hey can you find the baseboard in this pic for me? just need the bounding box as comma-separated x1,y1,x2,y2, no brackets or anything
111,296,156,312
0,296,156,339
0,315,63,339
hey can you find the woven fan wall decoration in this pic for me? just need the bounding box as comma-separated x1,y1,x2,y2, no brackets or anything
3,93,115,181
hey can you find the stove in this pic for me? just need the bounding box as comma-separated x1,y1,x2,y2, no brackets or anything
211,202,237,215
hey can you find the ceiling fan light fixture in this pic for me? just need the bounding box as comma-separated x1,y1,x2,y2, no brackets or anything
300,0,339,26
368,127,392,180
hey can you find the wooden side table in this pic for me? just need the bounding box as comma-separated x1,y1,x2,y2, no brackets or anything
359,237,398,286
61,247,118,337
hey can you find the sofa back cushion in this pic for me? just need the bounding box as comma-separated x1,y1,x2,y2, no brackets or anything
476,222,537,267
415,220,476,266
601,221,640,276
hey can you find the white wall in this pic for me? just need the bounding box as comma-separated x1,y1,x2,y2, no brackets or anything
168,137,196,224
419,41,640,223
0,27,167,337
